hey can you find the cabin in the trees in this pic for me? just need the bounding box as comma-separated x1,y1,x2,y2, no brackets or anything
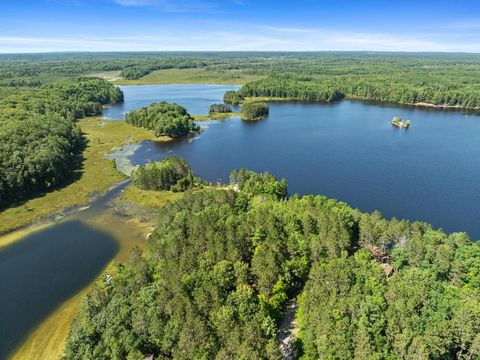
366,244,394,277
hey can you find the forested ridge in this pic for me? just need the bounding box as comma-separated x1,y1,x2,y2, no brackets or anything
66,170,480,359
0,77,123,208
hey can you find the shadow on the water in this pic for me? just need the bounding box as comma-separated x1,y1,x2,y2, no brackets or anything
0,220,119,359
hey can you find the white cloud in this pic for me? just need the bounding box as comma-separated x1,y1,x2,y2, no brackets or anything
111,0,219,13
1,26,480,53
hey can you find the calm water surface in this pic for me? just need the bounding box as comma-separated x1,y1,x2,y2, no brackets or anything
104,84,240,119
0,181,144,359
111,85,480,239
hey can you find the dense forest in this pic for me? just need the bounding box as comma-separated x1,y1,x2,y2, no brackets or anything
224,90,244,105
0,77,123,208
229,76,480,108
66,170,480,359
126,102,199,138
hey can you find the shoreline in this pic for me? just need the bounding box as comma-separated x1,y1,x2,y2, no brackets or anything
3,83,477,238
0,117,154,237
236,96,480,112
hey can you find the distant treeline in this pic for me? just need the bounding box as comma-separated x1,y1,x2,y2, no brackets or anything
227,76,480,108
126,102,199,137
0,78,123,208
2,52,480,108
65,169,480,359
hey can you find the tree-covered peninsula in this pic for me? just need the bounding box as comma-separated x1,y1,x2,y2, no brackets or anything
126,102,199,138
0,78,123,208
134,157,201,192
65,170,480,360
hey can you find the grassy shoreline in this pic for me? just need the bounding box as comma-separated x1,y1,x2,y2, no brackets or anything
11,205,157,360
193,111,241,121
0,117,155,235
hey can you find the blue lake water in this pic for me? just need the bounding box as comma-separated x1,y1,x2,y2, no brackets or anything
103,84,240,119
109,85,480,240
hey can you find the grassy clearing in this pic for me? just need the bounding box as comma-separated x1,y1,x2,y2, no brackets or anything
120,186,183,209
114,68,260,85
0,117,155,234
86,70,122,81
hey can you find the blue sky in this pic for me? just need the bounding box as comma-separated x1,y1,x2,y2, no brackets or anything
1,0,479,53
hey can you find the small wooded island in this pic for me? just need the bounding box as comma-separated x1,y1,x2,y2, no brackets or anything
126,101,199,138
241,102,269,120
391,116,411,128
209,103,232,114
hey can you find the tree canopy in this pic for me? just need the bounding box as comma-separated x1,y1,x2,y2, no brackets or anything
0,77,123,208
209,103,232,114
65,170,480,359
133,157,200,192
240,102,269,120
126,102,199,138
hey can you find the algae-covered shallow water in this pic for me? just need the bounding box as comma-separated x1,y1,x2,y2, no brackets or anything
0,181,152,359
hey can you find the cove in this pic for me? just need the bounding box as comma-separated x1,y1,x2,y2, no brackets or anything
0,181,151,359
109,85,480,240
0,221,118,359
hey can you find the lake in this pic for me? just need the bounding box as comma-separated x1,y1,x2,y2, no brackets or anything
104,84,240,119
2,83,480,359
110,85,480,240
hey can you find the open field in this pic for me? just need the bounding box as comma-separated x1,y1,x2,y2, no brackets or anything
0,117,155,234
86,70,122,81
113,68,260,85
